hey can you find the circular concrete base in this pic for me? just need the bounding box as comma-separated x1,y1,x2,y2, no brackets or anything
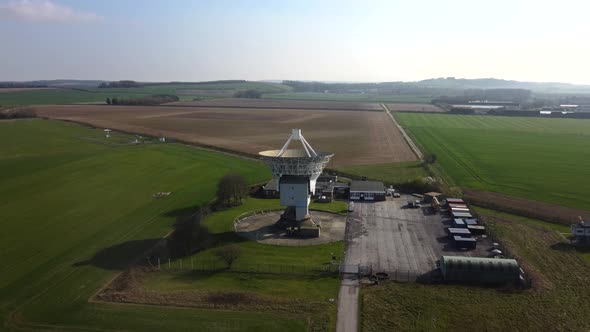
235,210,346,246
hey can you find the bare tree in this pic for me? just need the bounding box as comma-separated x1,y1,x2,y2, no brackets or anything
215,245,241,269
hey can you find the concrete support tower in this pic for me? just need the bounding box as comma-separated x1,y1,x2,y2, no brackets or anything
259,129,334,237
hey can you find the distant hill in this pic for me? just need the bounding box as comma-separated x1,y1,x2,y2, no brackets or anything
414,78,590,93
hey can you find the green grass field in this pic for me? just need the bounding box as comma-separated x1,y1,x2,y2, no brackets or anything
263,92,432,103
136,198,345,330
0,89,152,106
396,113,590,210
0,119,319,331
361,210,590,331
0,82,292,106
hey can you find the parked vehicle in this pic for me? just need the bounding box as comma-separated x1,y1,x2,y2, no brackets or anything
348,202,355,212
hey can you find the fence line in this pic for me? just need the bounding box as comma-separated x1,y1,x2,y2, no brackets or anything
232,209,283,231
149,256,341,276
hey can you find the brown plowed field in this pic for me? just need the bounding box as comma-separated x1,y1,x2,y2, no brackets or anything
463,188,590,225
169,98,382,111
35,105,417,166
386,103,445,113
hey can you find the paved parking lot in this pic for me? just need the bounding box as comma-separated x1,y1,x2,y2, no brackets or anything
345,194,490,275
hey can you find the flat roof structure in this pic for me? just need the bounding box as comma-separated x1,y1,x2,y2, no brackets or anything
449,203,468,209
453,236,476,242
452,211,473,218
446,198,465,204
448,227,471,235
464,219,479,225
350,180,384,193
453,218,466,227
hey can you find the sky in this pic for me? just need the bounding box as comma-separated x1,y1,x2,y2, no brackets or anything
1,0,589,84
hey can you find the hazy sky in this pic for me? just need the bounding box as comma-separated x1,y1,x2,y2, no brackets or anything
1,0,589,84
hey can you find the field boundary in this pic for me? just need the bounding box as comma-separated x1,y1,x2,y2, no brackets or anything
382,103,423,159
463,188,590,225
165,102,384,112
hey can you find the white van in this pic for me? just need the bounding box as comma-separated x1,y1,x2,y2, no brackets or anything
348,202,355,212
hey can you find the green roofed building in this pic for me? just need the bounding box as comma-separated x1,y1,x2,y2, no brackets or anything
440,256,520,284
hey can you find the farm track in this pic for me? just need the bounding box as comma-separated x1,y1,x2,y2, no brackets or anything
382,104,423,160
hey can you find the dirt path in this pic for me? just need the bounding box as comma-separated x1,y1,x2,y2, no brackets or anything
336,210,362,332
381,103,423,159
336,275,359,332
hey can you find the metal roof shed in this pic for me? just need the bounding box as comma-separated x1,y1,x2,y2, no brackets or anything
453,218,467,228
446,198,465,204
447,228,471,236
440,256,520,284
452,211,473,219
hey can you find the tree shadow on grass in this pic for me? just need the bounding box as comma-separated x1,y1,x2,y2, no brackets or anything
72,238,161,270
551,241,590,254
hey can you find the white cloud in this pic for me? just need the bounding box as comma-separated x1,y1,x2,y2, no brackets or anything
0,0,102,23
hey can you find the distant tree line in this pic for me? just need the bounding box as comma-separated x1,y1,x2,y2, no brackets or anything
143,80,247,86
282,80,461,96
0,107,36,119
106,94,179,106
233,89,262,98
0,83,47,88
99,80,143,88
434,89,532,104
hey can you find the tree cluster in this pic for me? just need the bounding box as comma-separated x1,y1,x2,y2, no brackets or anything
0,107,36,119
216,173,247,208
106,94,179,106
0,83,47,88
98,80,143,88
233,89,262,99
423,153,437,165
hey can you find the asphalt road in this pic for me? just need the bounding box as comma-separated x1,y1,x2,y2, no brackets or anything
337,195,493,331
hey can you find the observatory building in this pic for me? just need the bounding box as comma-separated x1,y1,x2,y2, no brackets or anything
259,129,333,237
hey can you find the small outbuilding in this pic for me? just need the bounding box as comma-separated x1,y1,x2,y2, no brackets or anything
452,211,473,219
453,236,477,249
453,218,467,228
447,227,471,237
262,178,279,198
440,256,520,284
467,225,486,234
349,180,385,201
446,198,465,205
